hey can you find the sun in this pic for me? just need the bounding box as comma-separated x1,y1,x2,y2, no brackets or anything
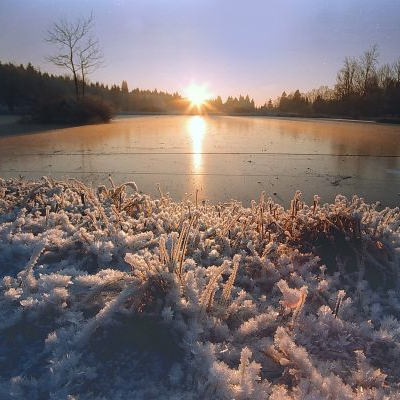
185,83,212,108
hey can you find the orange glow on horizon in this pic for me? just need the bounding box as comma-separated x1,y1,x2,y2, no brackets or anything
184,83,212,112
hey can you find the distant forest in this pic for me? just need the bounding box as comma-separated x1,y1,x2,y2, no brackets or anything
0,46,399,120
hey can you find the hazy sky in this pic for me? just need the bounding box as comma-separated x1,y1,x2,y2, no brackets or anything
1,0,399,104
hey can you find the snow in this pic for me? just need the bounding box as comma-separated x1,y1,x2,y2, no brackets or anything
0,177,399,399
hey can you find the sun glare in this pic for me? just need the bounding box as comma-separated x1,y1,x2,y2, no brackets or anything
185,83,212,108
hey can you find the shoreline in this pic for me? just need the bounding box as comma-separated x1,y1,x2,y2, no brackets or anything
0,112,396,139
117,111,396,125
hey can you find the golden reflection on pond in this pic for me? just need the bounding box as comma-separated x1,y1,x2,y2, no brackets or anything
1,115,400,207
187,116,206,173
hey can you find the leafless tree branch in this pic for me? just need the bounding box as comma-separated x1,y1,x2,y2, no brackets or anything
45,11,102,98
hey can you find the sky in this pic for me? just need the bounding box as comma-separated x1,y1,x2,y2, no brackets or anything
0,0,400,104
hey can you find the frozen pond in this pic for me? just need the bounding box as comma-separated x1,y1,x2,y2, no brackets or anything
1,115,400,207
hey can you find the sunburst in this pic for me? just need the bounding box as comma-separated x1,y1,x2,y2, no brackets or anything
184,83,212,111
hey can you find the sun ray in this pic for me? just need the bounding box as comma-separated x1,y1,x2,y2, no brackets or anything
184,83,212,112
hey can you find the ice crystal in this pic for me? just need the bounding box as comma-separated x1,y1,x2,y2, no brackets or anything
0,177,399,399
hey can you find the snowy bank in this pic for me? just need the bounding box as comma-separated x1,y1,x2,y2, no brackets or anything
0,177,399,399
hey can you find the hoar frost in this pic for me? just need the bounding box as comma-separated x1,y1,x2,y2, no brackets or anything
0,177,399,399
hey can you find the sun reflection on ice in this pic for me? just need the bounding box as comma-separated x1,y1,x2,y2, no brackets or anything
187,116,206,173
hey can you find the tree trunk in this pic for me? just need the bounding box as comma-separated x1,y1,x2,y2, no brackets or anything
70,49,79,99
81,65,85,97
73,74,79,99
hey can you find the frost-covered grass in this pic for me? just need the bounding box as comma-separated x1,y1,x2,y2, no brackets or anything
0,177,399,399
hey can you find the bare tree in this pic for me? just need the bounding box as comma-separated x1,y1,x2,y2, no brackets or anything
357,44,379,96
78,34,103,97
335,56,357,99
378,63,394,89
392,57,400,84
307,85,335,103
46,12,103,99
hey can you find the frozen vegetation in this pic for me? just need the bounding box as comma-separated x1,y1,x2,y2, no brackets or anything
0,177,399,399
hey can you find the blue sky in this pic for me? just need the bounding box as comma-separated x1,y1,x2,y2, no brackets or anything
1,0,399,104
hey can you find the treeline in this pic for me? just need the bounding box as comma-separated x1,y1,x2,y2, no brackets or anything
207,95,256,114
0,61,259,117
1,45,400,120
0,61,261,117
0,62,188,115
269,46,400,119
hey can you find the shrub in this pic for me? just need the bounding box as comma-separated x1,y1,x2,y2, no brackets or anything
32,96,113,124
